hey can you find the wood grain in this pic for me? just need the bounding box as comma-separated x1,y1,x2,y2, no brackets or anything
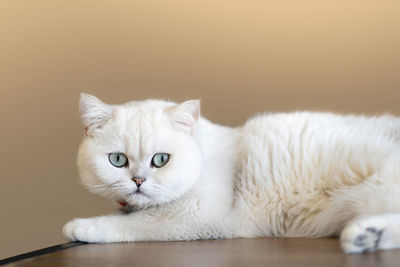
9,238,400,267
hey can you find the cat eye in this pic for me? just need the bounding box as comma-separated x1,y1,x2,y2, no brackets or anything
109,153,128,168
151,153,170,168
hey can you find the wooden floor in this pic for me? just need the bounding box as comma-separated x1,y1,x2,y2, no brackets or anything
6,238,400,267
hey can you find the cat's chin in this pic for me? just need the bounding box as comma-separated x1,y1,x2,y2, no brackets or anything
126,192,152,208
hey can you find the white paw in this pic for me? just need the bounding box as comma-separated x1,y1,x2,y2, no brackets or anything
340,216,386,253
63,218,103,243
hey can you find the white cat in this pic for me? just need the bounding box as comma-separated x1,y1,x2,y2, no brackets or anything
63,93,400,253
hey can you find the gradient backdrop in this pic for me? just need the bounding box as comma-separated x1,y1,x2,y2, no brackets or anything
1,0,400,259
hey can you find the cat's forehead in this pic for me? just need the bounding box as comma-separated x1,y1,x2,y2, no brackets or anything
113,100,173,129
108,100,175,153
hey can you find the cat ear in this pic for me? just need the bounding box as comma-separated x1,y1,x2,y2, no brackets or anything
79,93,112,136
166,100,201,135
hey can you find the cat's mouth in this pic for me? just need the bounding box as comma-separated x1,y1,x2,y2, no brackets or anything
128,188,149,197
117,190,149,207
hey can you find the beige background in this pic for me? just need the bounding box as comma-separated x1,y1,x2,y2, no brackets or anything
1,0,400,259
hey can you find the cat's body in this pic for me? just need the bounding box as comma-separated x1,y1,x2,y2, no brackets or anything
64,94,400,253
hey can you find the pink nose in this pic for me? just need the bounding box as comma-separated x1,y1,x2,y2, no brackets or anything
132,177,145,187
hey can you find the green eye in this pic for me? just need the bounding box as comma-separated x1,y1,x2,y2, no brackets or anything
109,153,128,168
151,153,170,168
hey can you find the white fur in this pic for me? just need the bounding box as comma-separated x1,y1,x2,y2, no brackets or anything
64,94,400,253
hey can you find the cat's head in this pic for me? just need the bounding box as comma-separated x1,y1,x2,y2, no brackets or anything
77,93,203,209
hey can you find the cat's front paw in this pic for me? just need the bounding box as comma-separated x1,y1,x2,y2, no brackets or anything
340,216,386,253
63,218,105,243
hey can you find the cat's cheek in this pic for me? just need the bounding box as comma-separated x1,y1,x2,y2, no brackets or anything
63,218,111,243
